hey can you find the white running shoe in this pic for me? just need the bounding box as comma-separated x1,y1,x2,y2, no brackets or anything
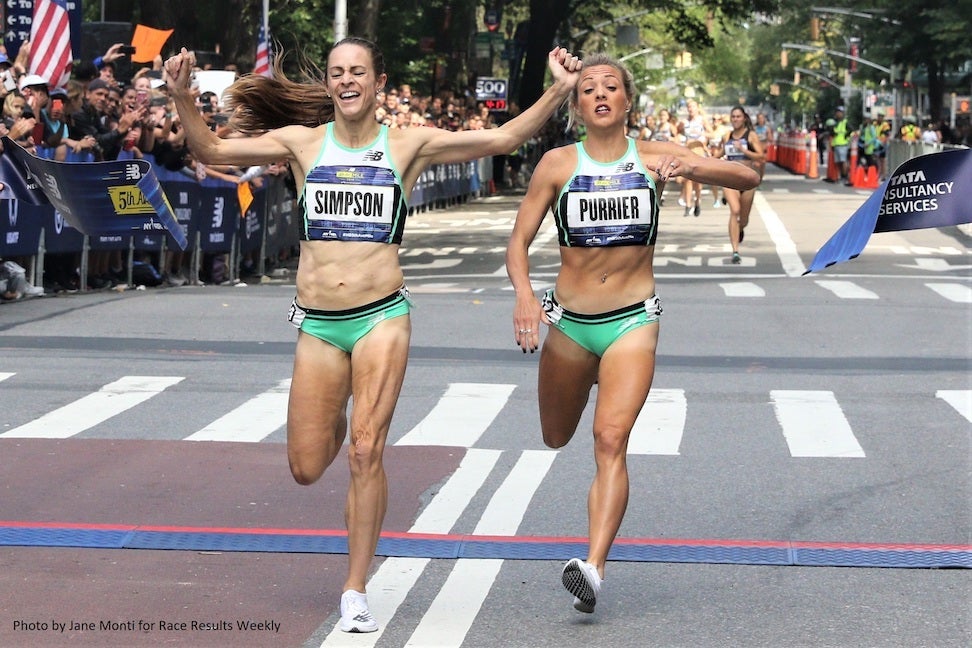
562,558,601,613
339,590,378,633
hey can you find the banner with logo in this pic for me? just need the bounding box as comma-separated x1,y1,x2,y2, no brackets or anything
805,149,971,274
0,137,187,250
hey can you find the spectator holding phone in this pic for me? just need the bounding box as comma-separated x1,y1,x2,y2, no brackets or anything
92,43,132,73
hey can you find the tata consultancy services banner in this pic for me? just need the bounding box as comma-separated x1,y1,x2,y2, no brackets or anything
0,137,187,250
805,149,971,273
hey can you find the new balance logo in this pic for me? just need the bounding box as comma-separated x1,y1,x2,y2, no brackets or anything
363,151,384,161
616,162,634,173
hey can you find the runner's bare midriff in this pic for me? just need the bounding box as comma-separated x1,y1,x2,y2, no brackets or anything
295,240,404,310
554,245,656,313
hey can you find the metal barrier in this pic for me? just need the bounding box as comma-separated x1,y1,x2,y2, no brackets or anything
886,140,968,175
0,156,490,290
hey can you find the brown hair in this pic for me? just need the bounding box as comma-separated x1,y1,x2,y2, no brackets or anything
224,37,385,134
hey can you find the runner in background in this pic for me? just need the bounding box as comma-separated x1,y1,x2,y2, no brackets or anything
677,99,711,217
752,112,774,178
715,105,764,264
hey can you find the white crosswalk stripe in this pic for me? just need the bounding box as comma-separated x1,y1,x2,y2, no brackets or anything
720,281,765,297
1,376,184,439
629,388,687,455
814,280,879,299
396,382,515,447
925,282,972,303
770,390,865,458
937,390,972,423
184,379,291,442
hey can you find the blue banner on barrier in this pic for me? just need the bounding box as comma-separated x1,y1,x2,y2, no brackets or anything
0,137,188,250
0,200,44,256
805,149,972,274
196,186,239,252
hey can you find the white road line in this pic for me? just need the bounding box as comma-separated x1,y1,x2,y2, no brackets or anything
629,388,687,455
321,449,501,647
0,376,184,439
491,220,558,276
937,390,972,423
815,280,879,299
720,281,766,297
754,192,805,277
925,282,972,303
472,450,556,535
395,383,515,447
406,450,556,647
184,379,290,442
770,390,865,458
408,449,503,533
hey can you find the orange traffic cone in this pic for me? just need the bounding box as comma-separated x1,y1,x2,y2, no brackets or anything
851,164,866,188
825,148,839,182
806,135,819,179
865,166,879,189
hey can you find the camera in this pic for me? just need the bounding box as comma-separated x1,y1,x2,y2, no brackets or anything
119,45,137,55
2,70,15,92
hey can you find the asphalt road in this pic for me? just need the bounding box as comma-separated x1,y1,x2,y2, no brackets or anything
0,166,969,648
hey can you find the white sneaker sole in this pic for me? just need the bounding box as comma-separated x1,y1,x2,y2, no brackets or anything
562,559,598,613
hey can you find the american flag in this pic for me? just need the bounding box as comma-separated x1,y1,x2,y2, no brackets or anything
29,0,73,88
254,24,271,77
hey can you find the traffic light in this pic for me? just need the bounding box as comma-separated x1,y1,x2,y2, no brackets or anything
848,37,860,73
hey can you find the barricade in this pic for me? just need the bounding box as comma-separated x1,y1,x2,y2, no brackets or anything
0,155,488,291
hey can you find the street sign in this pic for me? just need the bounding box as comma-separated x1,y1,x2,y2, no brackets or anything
476,77,508,111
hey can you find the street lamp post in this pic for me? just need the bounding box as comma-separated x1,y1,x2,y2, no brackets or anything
794,66,841,90
782,42,892,129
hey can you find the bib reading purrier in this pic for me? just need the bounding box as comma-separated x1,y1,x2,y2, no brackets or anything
554,139,659,247
300,124,408,243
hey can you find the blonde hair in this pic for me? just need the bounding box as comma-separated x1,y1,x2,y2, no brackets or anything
566,53,637,132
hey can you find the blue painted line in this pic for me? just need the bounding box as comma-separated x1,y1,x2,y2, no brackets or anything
1,525,969,569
